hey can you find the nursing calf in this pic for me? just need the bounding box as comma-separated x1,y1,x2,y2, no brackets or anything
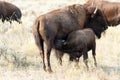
55,28,97,69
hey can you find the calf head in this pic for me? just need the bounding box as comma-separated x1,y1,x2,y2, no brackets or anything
85,6,108,38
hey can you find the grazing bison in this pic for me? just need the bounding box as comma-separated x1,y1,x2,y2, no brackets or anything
84,0,120,26
32,4,108,72
55,28,97,69
0,1,22,23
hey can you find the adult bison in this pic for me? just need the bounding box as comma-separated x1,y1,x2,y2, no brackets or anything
0,1,22,23
84,0,120,26
55,28,97,70
32,4,108,72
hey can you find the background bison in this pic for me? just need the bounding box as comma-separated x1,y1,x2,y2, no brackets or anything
0,1,22,23
84,0,120,26
32,4,108,72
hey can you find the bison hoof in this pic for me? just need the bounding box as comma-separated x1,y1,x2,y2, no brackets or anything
47,68,53,73
94,63,97,67
59,62,62,66
43,66,47,72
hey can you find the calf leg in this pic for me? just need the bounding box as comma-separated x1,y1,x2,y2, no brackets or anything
74,53,83,68
55,50,64,66
83,49,89,70
69,56,74,61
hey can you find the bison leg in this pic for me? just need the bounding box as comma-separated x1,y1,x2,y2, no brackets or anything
55,50,64,66
92,46,97,67
83,49,89,70
38,42,46,72
69,53,78,62
46,40,53,73
38,40,46,72
33,33,46,71
69,56,74,61
0,15,5,23
74,57,80,68
40,50,46,71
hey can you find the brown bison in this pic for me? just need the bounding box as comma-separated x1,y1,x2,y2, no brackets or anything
32,4,108,72
54,8,108,66
84,0,120,26
55,28,97,69
0,1,22,23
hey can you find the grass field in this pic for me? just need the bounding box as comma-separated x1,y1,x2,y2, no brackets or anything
0,0,120,80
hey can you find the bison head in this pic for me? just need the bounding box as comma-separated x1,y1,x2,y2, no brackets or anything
85,6,108,38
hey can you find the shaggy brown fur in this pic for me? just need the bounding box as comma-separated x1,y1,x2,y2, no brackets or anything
0,1,22,23
55,28,97,69
84,0,120,26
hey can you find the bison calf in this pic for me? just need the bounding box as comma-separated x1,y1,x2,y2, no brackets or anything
55,28,97,69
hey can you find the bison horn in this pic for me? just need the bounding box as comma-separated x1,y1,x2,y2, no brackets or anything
91,7,98,18
93,7,98,14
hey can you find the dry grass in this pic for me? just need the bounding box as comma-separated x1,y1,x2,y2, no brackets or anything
0,0,120,80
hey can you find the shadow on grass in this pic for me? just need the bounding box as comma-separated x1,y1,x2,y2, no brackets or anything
101,65,120,74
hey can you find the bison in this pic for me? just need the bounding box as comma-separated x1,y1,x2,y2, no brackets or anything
54,8,108,66
32,4,108,72
84,0,120,26
0,1,22,23
55,28,97,69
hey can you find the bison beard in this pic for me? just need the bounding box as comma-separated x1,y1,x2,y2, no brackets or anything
0,1,22,23
32,4,108,73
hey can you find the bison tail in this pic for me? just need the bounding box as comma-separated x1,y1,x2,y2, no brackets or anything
33,19,44,53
